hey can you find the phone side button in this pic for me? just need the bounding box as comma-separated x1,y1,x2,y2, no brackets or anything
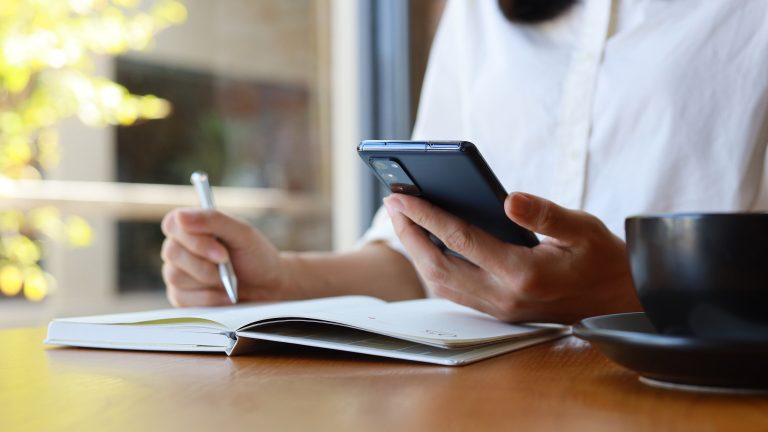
427,143,462,151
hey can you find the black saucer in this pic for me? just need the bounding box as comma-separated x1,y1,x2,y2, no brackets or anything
574,312,768,391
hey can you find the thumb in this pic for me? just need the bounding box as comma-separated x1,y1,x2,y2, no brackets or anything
504,192,602,243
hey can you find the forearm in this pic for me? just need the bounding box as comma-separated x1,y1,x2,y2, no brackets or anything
280,242,425,301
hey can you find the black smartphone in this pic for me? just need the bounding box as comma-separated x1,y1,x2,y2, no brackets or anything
357,140,539,251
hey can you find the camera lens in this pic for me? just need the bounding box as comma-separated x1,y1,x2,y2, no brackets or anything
369,158,420,195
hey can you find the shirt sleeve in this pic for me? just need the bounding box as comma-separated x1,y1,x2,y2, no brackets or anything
357,0,468,256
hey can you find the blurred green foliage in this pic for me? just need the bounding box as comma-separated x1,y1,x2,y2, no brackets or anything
0,0,186,301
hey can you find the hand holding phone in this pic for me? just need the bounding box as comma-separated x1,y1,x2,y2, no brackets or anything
358,140,538,251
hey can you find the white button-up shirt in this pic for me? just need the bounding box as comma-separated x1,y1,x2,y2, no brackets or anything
361,0,768,254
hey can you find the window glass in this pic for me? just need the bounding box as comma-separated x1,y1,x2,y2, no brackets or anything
115,0,332,292
0,0,447,324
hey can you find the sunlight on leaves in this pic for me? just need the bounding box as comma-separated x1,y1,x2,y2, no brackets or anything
22,266,53,302
65,216,93,247
28,206,64,241
0,264,24,297
0,0,187,301
0,210,24,232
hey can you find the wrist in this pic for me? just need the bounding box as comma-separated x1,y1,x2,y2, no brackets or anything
277,251,319,299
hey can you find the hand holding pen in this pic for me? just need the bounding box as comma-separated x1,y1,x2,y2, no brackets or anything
190,171,238,304
161,171,297,307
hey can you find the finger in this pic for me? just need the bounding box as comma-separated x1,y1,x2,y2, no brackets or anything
170,208,257,252
428,276,507,319
162,210,230,263
384,201,448,270
167,284,232,308
383,194,527,272
162,262,213,291
161,263,224,291
385,203,510,301
504,192,604,244
161,239,221,286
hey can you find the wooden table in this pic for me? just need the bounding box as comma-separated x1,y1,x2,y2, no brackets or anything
2,328,767,432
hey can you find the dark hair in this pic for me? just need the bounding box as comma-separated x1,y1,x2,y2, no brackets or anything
497,0,578,23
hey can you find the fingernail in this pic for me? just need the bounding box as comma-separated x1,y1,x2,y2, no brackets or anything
511,193,532,217
383,195,405,213
208,248,227,263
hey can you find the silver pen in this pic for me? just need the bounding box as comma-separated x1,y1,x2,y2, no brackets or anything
190,171,238,304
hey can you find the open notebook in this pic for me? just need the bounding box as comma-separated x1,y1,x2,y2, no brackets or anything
45,296,569,366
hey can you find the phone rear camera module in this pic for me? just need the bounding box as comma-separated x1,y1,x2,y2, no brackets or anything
370,157,421,196
391,183,421,195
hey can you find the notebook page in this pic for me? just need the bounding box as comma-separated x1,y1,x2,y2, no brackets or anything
53,296,384,331
239,322,561,365
287,299,563,347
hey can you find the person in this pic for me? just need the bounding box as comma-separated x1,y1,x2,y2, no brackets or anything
160,0,768,323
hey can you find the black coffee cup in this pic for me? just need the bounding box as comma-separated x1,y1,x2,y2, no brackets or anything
625,213,768,341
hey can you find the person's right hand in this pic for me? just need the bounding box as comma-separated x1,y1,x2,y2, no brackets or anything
160,208,292,307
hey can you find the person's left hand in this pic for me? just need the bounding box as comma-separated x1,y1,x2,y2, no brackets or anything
383,192,642,323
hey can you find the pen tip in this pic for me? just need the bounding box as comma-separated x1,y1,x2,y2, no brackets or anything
221,270,238,304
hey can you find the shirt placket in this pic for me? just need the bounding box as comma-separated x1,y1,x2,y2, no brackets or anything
552,0,613,210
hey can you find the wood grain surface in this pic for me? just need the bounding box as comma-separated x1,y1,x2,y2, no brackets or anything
1,327,767,432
